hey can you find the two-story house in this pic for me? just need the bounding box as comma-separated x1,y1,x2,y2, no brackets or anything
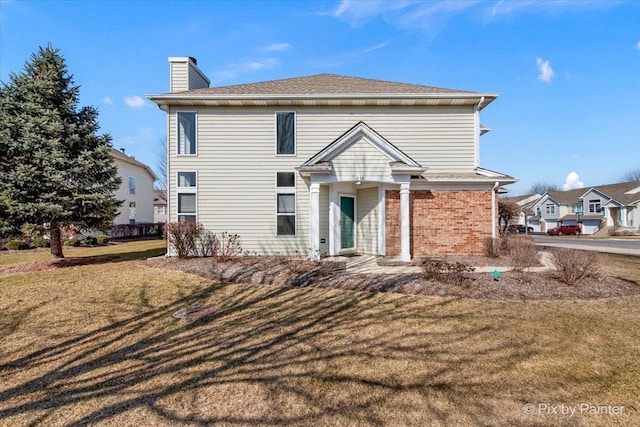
147,57,516,260
111,148,157,225
530,181,640,234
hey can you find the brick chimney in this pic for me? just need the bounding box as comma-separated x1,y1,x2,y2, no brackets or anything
168,57,210,93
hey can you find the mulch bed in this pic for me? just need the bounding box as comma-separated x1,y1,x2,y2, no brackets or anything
142,256,640,301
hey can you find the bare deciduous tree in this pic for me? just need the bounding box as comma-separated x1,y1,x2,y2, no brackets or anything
527,182,559,195
155,137,167,190
622,168,640,182
498,200,521,235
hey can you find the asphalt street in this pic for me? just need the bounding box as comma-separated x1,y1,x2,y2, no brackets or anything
531,235,640,256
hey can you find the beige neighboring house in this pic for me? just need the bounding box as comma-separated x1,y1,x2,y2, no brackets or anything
111,148,157,225
147,57,516,260
154,189,168,223
529,181,640,234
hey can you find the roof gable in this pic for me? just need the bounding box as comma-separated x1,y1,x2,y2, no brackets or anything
303,121,420,167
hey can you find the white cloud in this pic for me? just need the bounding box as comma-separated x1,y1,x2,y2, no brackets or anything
262,42,291,52
103,96,113,105
536,57,555,83
562,172,584,191
124,96,146,108
363,40,391,52
636,40,640,50
212,58,278,83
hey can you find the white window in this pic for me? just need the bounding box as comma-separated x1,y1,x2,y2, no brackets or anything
177,171,197,222
545,204,555,215
177,112,196,155
276,172,296,235
156,205,167,215
128,176,136,194
276,112,295,155
571,203,582,213
129,201,136,224
589,199,602,213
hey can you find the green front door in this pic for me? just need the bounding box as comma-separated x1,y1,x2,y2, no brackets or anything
340,196,355,250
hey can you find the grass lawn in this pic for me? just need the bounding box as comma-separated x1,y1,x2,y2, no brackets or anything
1,241,639,426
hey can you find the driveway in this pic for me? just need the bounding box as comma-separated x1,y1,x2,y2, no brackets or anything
532,235,640,256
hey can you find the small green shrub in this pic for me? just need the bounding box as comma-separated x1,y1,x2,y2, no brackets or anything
96,234,109,245
64,237,81,247
4,239,30,250
83,236,98,246
31,237,51,248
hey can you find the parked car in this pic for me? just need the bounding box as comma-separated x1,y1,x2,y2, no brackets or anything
515,224,534,234
547,225,581,236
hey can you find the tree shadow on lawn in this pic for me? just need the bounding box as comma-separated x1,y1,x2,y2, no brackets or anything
0,281,540,425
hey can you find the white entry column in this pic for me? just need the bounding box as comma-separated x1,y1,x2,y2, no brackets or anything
310,182,321,260
400,182,411,262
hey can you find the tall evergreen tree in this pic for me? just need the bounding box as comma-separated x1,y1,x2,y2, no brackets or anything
0,45,121,257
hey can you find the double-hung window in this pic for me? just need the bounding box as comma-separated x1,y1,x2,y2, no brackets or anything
177,171,197,222
276,172,296,235
177,112,196,155
545,203,555,215
128,176,136,194
589,199,601,213
571,203,582,214
276,112,295,155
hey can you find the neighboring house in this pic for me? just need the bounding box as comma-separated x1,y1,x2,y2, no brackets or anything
154,189,168,223
500,193,541,230
529,181,640,234
147,56,516,260
111,148,157,225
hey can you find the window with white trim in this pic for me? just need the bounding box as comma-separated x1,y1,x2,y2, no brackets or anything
276,112,295,155
545,203,555,215
276,172,296,235
177,112,196,155
177,171,197,222
128,176,136,194
588,199,602,213
571,203,582,213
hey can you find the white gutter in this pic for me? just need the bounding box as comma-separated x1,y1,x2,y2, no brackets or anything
492,181,499,240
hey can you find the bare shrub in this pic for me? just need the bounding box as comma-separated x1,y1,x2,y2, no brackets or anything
550,248,600,286
483,237,502,258
421,258,474,286
507,235,539,273
211,232,243,262
164,222,204,258
196,230,215,257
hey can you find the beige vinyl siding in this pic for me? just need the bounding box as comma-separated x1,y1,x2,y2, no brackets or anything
112,158,156,225
169,62,188,93
356,187,379,254
167,105,475,254
319,185,330,255
332,139,393,180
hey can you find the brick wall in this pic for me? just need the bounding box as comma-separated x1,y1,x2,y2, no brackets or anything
385,189,495,257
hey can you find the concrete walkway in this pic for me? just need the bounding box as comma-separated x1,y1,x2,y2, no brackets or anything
332,252,555,275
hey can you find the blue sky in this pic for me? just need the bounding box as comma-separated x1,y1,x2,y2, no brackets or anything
1,0,639,195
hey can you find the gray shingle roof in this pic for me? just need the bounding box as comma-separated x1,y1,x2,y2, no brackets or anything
181,73,481,96
549,181,640,205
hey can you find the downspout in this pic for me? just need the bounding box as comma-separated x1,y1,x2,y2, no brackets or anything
492,181,499,240
474,96,485,167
